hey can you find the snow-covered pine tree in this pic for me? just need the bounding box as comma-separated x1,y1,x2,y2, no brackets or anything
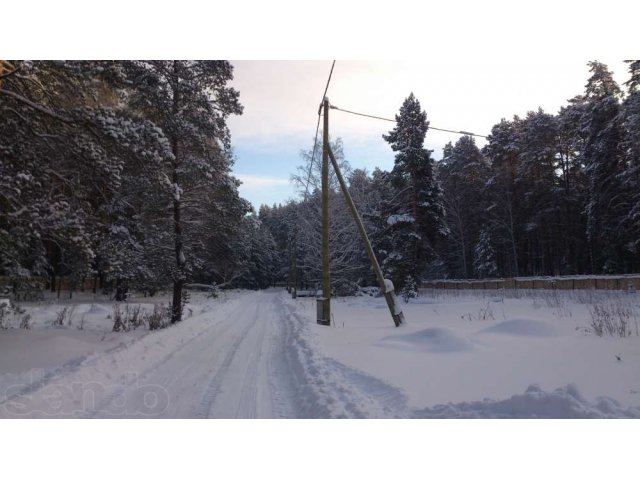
0,61,172,297
473,228,498,278
233,213,278,289
515,109,560,276
482,117,523,277
346,168,381,287
258,201,300,287
439,136,489,278
556,99,590,274
619,60,640,269
400,275,418,302
580,61,627,273
382,93,447,288
112,61,245,323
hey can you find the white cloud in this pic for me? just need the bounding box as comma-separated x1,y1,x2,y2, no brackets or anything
229,60,630,153
236,174,290,190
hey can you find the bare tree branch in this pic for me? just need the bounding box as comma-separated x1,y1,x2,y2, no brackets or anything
0,88,73,123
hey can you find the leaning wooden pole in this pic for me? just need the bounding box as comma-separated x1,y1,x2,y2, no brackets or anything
327,144,405,327
320,97,331,325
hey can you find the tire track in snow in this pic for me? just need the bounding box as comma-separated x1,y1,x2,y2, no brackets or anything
279,294,410,418
0,294,245,418
265,296,300,418
86,318,238,418
234,304,268,418
193,300,261,418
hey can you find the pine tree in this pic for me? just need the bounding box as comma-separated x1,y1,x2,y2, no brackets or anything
400,275,418,302
556,99,590,274
473,228,498,278
483,117,522,277
0,61,172,297
581,61,626,273
619,60,640,269
515,109,560,275
439,136,488,278
382,93,447,288
112,61,244,322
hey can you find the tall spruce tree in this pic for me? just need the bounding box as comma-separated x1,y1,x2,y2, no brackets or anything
382,93,447,287
473,228,498,278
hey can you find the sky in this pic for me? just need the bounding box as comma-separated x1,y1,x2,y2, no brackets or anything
228,60,630,210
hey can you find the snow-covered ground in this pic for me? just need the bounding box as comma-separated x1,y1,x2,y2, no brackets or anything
300,289,640,417
1,288,639,418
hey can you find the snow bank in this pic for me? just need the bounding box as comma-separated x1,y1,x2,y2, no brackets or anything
479,318,559,337
413,384,640,419
380,327,475,353
309,289,640,417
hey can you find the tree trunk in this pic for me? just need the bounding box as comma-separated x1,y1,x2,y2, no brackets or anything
171,149,184,324
170,61,185,324
115,278,127,302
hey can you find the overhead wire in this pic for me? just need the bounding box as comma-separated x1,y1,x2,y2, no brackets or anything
302,60,336,201
303,62,487,204
329,104,488,139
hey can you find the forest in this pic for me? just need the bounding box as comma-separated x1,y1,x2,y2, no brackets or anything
1,60,640,313
261,61,640,298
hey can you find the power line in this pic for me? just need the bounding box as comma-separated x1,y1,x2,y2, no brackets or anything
302,114,322,201
302,60,336,201
320,61,335,113
329,104,488,139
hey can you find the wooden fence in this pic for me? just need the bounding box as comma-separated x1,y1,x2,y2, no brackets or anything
420,275,640,291
0,276,98,292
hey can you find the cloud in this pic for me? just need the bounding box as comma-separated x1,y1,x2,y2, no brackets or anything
236,174,290,190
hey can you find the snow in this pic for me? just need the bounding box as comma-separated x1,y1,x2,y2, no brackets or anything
386,213,414,225
379,327,475,352
479,318,559,337
301,289,640,417
413,383,640,418
1,288,639,418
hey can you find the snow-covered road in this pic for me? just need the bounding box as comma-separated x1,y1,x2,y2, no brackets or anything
2,288,639,418
93,289,294,418
0,290,407,418
0,291,286,417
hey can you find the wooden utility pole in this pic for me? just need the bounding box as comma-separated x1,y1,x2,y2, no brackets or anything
327,144,405,327
320,97,331,325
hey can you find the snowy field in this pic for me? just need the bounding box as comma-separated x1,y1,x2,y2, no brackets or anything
298,288,640,417
0,288,639,418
